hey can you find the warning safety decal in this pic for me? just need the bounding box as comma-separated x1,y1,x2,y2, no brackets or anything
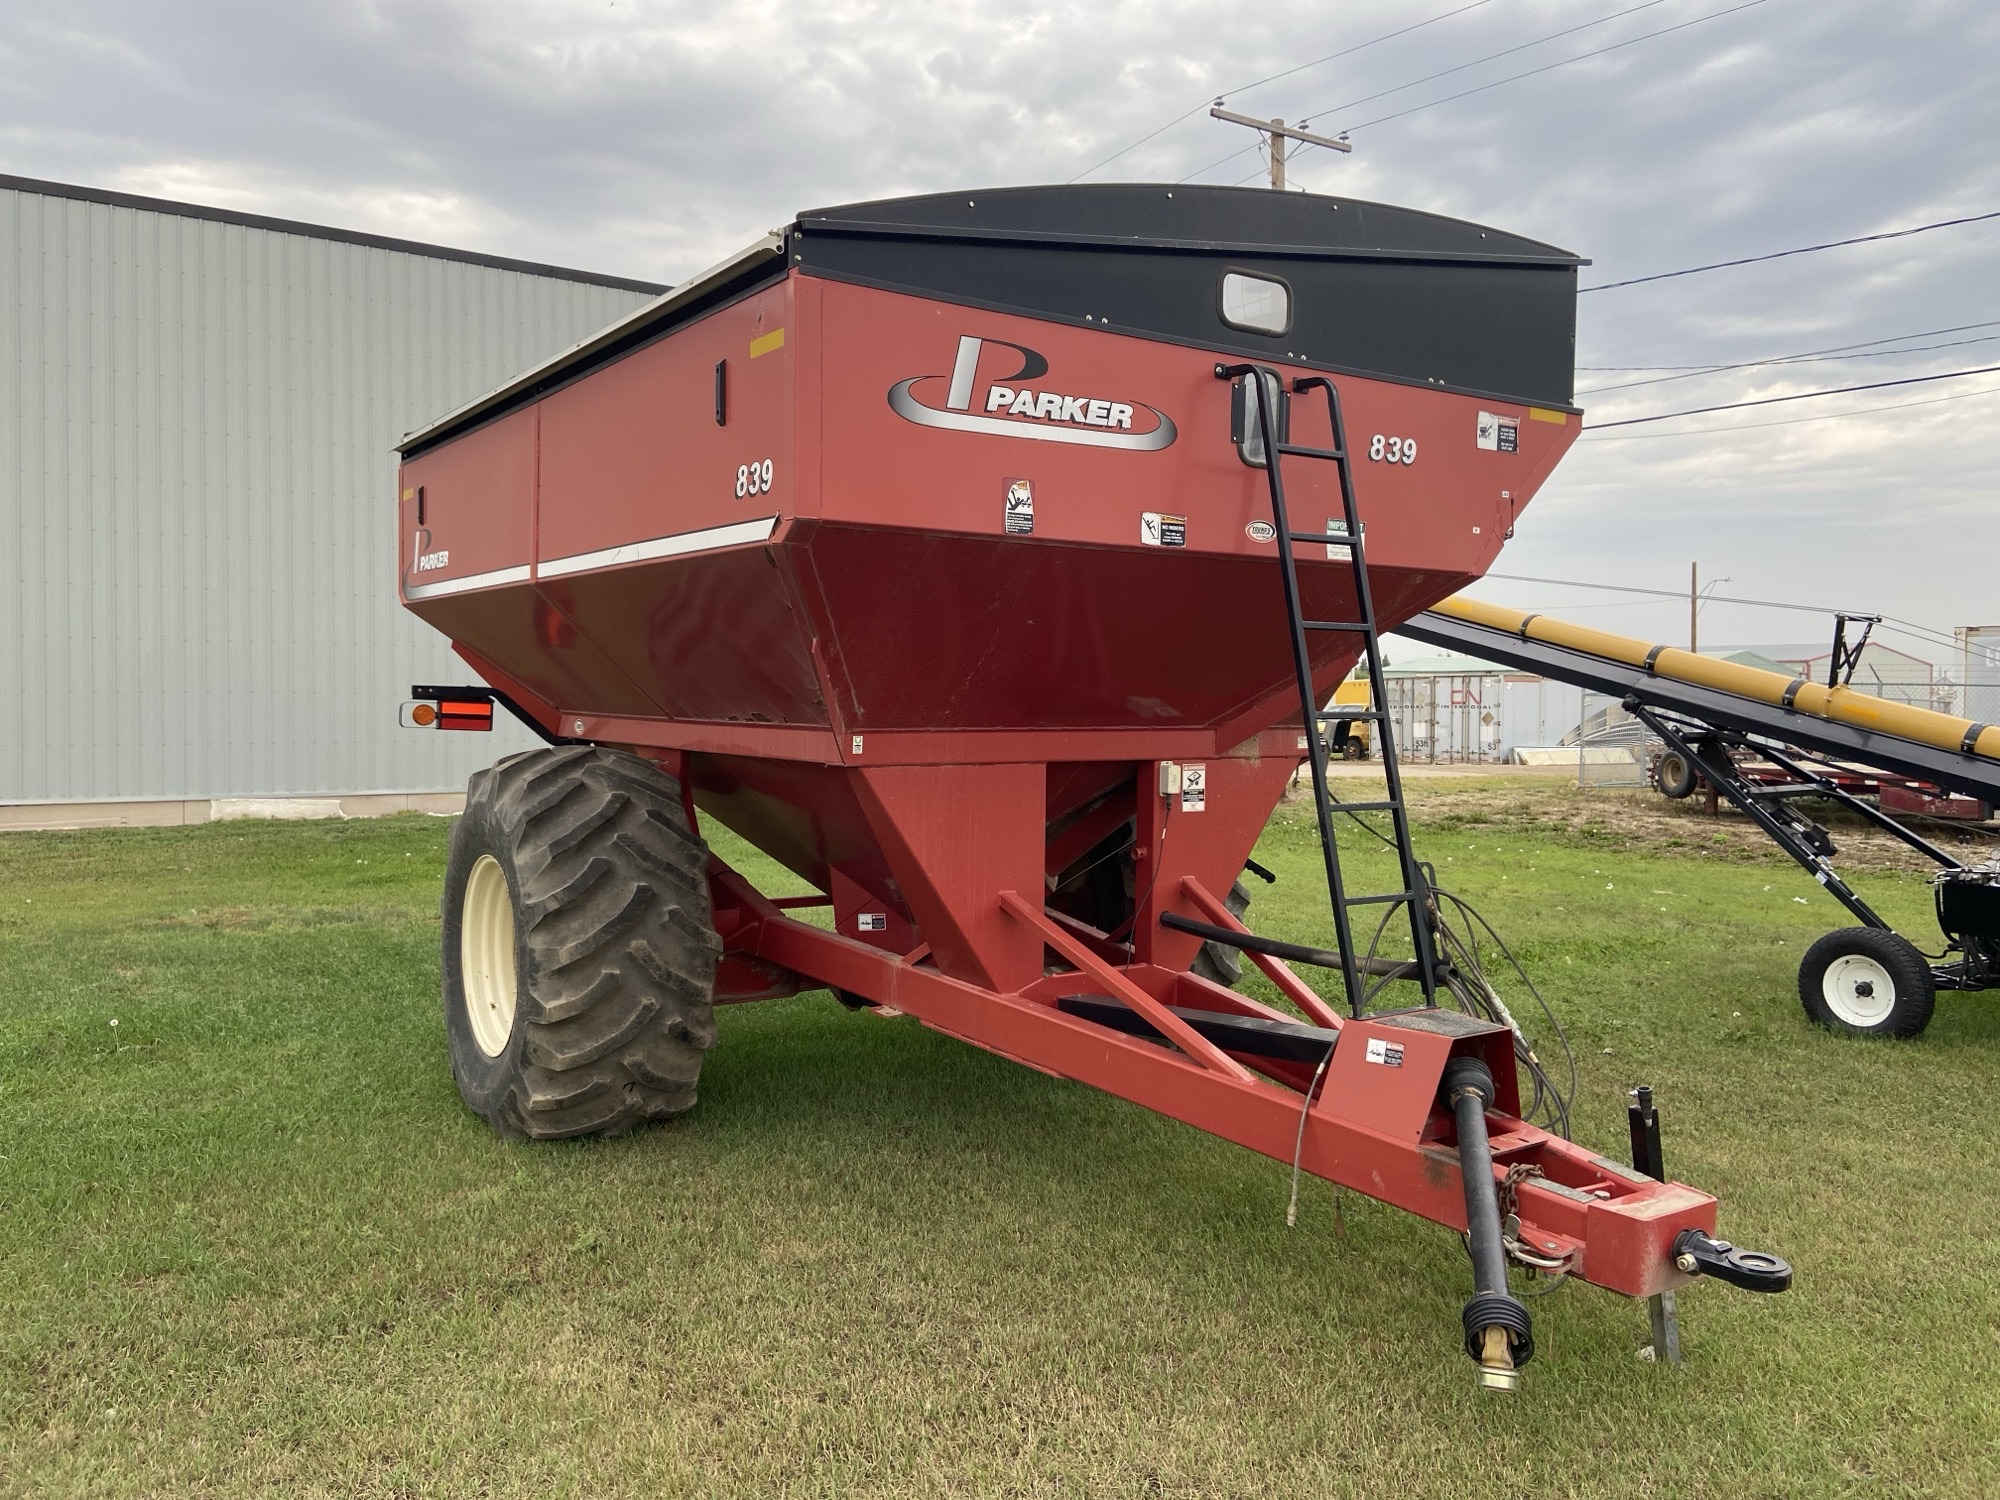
1179,763,1206,813
1476,411,1519,454
1004,478,1034,534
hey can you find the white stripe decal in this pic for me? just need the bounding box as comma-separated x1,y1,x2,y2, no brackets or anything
404,563,532,601
537,516,778,579
403,517,777,600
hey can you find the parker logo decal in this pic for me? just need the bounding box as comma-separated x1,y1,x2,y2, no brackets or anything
411,527,449,573
888,335,1177,450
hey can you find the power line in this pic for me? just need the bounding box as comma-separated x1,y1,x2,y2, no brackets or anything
1880,618,1985,657
1260,0,1776,189
1575,322,2000,394
1478,572,1967,655
1068,0,1495,184
1579,209,2000,292
1344,0,1774,135
1580,317,2000,371
1187,0,1688,185
1586,363,2000,428
1578,379,2000,439
1486,571,1820,611
1581,363,1741,370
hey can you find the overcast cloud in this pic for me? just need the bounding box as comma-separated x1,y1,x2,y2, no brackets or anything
2,0,1995,671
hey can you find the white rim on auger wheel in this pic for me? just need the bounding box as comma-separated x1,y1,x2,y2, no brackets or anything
461,853,519,1056
1822,951,1895,1029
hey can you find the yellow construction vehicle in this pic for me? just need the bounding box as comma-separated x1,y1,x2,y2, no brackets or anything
1322,675,1374,759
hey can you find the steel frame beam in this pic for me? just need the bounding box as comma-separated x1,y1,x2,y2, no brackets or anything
1635,706,1994,995
707,858,1714,1300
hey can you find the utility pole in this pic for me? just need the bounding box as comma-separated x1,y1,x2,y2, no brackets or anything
1209,105,1352,189
1690,562,1698,652
1688,564,1732,654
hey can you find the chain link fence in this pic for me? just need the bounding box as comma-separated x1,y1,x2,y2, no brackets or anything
1570,692,1665,790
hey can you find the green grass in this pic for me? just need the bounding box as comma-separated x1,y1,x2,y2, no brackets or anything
1,783,1997,1497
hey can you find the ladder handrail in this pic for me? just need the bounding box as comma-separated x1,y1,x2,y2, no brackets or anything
1215,362,1442,1015
1293,375,1444,1008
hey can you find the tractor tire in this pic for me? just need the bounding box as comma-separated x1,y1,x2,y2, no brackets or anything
441,746,723,1139
1797,927,1936,1039
1656,749,1699,800
1191,878,1254,988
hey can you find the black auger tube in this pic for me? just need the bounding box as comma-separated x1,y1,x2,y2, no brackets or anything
1443,1056,1533,1390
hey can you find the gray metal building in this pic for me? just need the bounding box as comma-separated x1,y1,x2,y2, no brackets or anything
1956,626,1999,723
0,175,664,817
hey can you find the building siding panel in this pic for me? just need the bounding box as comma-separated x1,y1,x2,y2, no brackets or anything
1,183,654,803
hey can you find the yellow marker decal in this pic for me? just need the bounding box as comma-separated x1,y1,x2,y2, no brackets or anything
749,328,786,358
1528,407,1569,424
402,487,417,500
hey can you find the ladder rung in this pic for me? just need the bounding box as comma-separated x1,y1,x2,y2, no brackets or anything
1248,411,1440,1006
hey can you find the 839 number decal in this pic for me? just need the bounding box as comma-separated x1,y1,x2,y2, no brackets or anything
735,459,774,497
1368,434,1417,465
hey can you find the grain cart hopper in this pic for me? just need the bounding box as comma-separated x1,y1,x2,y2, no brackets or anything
396,185,1788,1389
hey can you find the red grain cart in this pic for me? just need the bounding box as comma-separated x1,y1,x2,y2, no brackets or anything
397,184,1786,1388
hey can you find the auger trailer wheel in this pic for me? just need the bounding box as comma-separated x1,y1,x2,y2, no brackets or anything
1797,926,1936,1039
1655,749,1699,800
441,746,723,1138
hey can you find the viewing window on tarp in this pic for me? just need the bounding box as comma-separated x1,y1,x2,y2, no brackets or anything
1219,272,1291,335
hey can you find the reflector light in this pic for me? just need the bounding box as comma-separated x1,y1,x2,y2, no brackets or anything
439,700,495,732
408,684,502,733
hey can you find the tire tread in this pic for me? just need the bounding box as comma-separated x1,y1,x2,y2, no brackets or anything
446,747,721,1139
1797,926,1936,1039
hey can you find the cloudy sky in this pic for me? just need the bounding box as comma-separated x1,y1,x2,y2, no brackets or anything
3,0,1995,672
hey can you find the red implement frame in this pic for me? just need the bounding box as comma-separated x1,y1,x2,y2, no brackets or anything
698,747,1713,1302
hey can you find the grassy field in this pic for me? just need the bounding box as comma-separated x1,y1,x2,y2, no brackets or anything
1,778,1996,1496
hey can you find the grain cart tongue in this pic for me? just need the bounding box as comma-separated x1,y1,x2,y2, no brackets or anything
396,184,1788,1387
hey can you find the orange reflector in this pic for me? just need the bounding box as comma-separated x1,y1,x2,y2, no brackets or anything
411,702,438,726
439,700,495,731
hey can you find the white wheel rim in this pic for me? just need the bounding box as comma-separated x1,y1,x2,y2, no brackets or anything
461,854,518,1057
1822,953,1895,1028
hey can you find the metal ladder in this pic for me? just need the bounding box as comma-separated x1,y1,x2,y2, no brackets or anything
1216,363,1442,1016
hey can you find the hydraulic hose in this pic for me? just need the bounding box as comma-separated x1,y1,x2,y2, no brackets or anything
1443,1056,1534,1392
